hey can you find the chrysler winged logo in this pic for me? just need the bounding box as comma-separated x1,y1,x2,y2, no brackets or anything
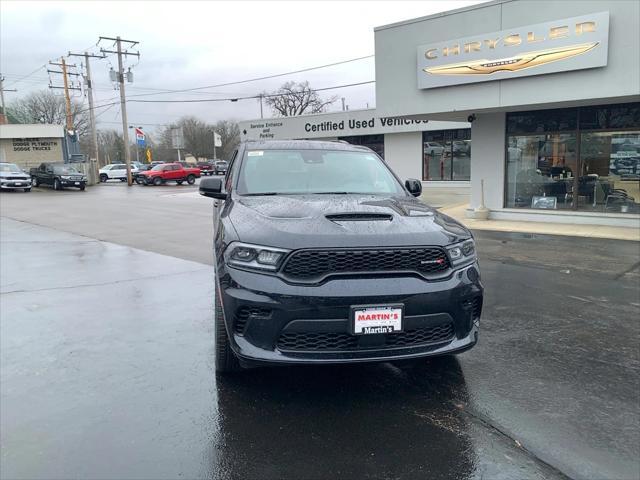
424,42,599,76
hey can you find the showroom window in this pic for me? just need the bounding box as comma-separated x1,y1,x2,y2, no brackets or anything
422,129,471,181
338,134,384,159
505,103,640,214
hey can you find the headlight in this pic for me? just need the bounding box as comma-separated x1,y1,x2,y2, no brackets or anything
224,242,289,272
446,239,476,267
61,175,71,180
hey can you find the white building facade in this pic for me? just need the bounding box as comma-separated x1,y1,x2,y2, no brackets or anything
375,0,639,226
0,124,65,170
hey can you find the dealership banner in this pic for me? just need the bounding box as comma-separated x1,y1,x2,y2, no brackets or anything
416,11,609,89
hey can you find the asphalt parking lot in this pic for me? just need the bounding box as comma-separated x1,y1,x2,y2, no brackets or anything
1,182,639,480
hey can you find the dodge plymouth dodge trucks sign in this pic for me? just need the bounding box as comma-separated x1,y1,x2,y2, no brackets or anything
417,12,609,89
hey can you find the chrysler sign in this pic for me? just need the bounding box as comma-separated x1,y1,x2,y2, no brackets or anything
417,12,609,89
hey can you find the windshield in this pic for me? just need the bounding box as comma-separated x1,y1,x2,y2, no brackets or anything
53,166,80,174
0,163,22,173
237,149,405,196
216,161,227,166
151,164,166,171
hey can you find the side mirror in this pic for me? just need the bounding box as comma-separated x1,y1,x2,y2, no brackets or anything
405,178,422,197
199,177,227,199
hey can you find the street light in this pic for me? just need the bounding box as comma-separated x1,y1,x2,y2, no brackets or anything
128,125,143,164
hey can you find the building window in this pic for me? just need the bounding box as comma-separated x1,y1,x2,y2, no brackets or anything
422,129,471,181
338,134,384,158
505,103,640,214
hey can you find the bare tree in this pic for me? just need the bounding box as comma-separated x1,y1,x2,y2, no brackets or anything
213,120,240,160
93,129,125,165
263,81,337,117
6,89,89,136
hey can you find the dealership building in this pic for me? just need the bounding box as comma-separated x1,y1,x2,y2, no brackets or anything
241,0,639,227
0,124,66,170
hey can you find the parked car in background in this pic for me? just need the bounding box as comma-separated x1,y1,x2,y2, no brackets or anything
30,163,87,191
133,161,149,171
453,141,470,156
99,163,140,182
135,162,201,186
199,140,482,373
0,162,32,192
424,142,445,156
197,161,214,176
214,160,228,175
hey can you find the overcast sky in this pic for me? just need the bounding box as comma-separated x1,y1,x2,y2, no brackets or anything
1,0,485,134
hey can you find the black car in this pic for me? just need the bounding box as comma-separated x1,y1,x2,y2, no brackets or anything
30,162,87,191
200,140,482,373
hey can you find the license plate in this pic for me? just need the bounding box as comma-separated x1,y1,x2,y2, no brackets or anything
15,183,22,186
352,305,403,335
75,182,80,185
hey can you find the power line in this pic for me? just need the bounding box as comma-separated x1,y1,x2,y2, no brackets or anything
109,54,375,99
4,65,47,87
130,80,375,104
76,79,375,115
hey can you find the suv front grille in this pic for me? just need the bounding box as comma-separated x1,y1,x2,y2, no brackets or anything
281,247,450,281
277,323,454,352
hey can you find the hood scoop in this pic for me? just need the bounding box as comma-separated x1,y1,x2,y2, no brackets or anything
325,212,393,222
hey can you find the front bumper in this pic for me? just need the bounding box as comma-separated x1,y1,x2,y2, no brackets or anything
0,180,31,189
217,263,483,366
60,180,86,188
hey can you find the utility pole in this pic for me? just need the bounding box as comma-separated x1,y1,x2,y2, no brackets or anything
0,75,17,123
258,94,264,119
341,97,346,112
99,36,139,185
48,58,81,131
68,51,105,167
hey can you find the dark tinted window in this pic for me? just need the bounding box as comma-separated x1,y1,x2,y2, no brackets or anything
579,103,640,130
507,108,578,134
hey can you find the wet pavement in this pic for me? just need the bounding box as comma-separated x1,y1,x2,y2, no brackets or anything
1,185,639,479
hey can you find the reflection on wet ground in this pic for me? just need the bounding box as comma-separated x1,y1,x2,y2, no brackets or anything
210,358,561,480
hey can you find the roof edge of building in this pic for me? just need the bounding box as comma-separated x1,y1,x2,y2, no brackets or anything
374,0,512,32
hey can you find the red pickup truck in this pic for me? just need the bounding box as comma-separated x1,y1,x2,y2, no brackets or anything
135,162,201,186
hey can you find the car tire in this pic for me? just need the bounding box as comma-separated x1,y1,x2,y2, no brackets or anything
176,180,183,185
187,174,196,185
99,174,108,183
24,188,31,192
214,283,241,374
79,185,85,191
135,177,143,185
120,178,126,182
53,178,61,191
153,177,162,186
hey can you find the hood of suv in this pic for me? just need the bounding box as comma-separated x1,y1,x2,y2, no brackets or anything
228,194,470,249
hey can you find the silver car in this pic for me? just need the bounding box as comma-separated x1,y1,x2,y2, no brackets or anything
0,163,32,192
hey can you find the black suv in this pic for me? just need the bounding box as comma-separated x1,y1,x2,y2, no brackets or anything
200,140,482,373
